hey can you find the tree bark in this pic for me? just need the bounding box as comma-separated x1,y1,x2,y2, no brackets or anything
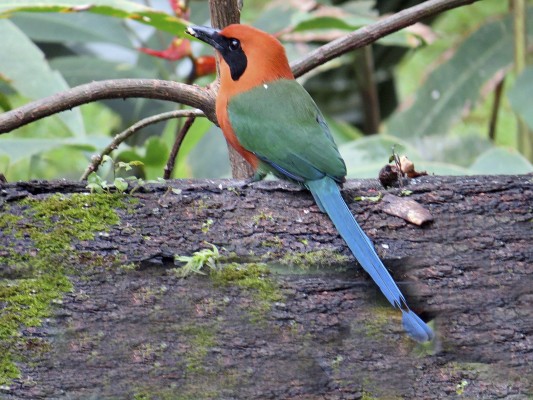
208,0,255,180
0,175,531,399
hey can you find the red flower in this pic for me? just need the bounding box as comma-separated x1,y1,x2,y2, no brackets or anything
139,38,191,61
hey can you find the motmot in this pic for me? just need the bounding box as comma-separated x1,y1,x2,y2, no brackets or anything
186,24,433,342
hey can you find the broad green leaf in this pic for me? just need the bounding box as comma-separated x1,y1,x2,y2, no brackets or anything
10,12,132,47
411,161,470,176
114,177,128,192
325,117,363,143
291,14,416,47
412,133,493,168
81,101,121,136
0,91,12,111
0,137,107,163
49,56,158,85
338,134,473,178
387,16,514,138
469,147,533,175
0,19,85,136
185,124,231,179
143,136,168,167
0,0,189,37
507,67,533,131
339,134,421,178
293,16,371,32
50,57,173,139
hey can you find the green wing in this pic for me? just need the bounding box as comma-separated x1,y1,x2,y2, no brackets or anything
227,79,346,182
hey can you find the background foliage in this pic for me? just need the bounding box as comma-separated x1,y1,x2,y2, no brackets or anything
0,0,532,182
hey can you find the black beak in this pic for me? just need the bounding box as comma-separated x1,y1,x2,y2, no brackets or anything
186,25,223,51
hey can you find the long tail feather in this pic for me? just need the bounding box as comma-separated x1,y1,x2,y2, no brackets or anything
306,177,433,342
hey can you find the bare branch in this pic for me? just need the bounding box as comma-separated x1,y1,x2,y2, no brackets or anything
0,80,215,135
290,0,481,78
163,114,197,179
80,109,204,181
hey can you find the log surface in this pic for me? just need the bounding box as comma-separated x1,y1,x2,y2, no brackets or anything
0,175,532,399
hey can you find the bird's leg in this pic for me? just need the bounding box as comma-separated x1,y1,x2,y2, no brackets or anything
240,170,267,188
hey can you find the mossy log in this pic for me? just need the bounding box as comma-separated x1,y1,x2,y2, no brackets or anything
0,175,531,399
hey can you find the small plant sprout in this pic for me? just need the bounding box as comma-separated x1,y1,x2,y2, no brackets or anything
201,219,214,233
86,172,109,193
173,243,221,277
456,379,469,395
354,193,383,202
85,156,145,194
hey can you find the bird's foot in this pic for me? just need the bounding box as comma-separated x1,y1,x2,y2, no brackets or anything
239,171,267,188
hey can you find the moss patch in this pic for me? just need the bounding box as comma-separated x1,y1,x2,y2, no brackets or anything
278,249,350,270
180,325,217,374
211,263,282,321
211,263,282,303
0,193,128,384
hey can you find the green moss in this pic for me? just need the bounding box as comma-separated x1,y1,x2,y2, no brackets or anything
180,325,217,374
211,263,281,303
361,391,379,400
358,305,396,341
252,210,274,225
260,236,283,249
0,193,129,385
279,249,350,269
211,263,282,322
0,213,22,231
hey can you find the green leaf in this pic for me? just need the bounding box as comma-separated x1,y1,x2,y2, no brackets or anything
387,16,514,138
339,134,421,178
325,117,363,143
116,161,133,171
507,67,533,131
86,171,108,193
468,147,533,175
293,15,370,32
339,134,475,177
143,137,168,167
0,137,105,163
113,177,128,192
49,56,158,86
185,124,231,179
291,14,416,47
10,12,132,47
0,0,189,37
0,19,85,136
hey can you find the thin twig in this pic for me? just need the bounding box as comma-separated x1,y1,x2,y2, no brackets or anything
355,46,380,134
488,77,505,141
80,109,204,181
163,115,196,179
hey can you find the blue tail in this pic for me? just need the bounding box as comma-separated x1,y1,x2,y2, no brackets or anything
306,177,433,342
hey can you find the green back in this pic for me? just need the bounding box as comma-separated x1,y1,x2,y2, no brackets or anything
227,79,346,182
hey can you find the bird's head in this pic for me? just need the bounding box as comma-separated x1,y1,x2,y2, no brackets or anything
186,24,293,93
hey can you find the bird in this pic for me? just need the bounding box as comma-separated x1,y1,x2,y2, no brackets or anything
186,24,434,342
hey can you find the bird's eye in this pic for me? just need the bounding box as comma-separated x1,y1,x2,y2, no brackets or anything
228,39,240,51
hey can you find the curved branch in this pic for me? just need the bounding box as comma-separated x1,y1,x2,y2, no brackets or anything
291,0,480,77
80,109,205,180
0,79,216,135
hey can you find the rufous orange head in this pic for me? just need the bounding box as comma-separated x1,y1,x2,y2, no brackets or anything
186,24,294,97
